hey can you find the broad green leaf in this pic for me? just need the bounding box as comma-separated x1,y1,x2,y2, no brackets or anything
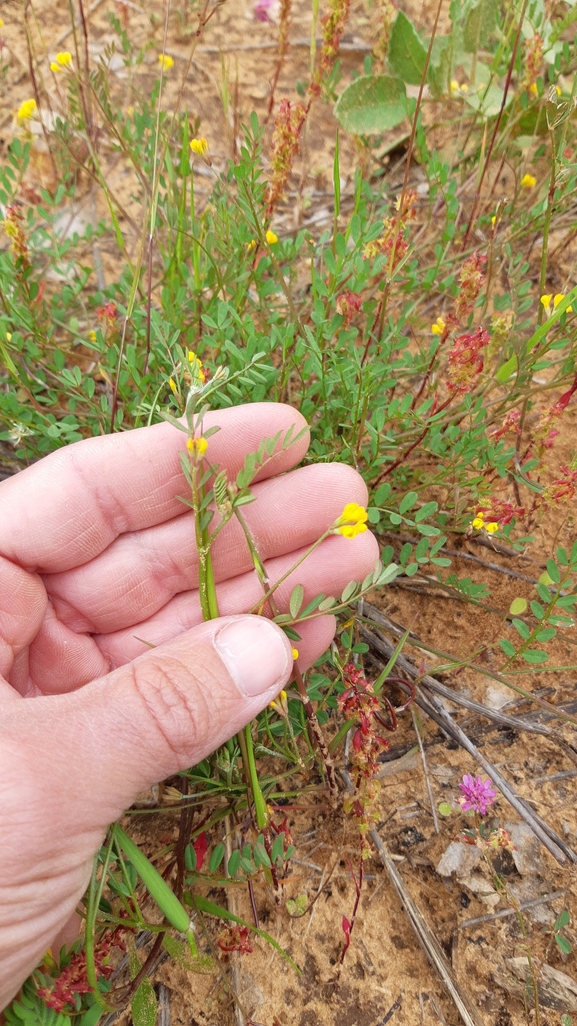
334,75,408,135
415,501,438,522
114,825,190,933
521,648,549,663
546,559,561,584
535,627,556,642
512,618,530,640
463,0,499,50
438,802,453,817
499,638,516,658
131,981,157,1026
400,490,418,514
428,35,452,97
509,597,527,615
227,849,241,876
556,935,573,955
289,584,305,618
388,11,427,85
209,843,225,873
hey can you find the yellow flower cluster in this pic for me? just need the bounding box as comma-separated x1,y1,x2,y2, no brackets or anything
335,502,368,539
450,80,468,95
190,137,208,156
17,99,37,122
186,435,208,458
247,229,278,250
158,54,174,70
431,316,445,335
541,293,573,314
50,51,72,72
471,513,498,533
520,173,536,189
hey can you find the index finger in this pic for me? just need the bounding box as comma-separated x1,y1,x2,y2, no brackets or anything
0,403,309,574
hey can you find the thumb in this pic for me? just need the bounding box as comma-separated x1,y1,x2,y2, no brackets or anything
6,615,292,832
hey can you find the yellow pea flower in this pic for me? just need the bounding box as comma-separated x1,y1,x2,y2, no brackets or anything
56,51,72,66
291,648,299,661
472,516,485,530
186,436,208,458
17,99,37,122
266,229,278,244
158,54,174,70
50,62,61,72
431,316,446,335
335,503,368,538
169,377,178,394
529,82,538,96
190,137,209,156
554,293,573,312
521,173,536,189
485,522,499,533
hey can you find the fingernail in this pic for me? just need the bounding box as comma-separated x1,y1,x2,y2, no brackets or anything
214,616,291,697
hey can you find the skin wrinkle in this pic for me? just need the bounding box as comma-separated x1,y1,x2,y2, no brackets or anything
133,654,212,766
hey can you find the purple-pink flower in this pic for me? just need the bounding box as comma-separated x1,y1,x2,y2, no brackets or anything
459,774,496,815
254,0,280,22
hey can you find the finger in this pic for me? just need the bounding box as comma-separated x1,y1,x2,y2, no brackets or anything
0,556,47,699
0,615,293,1005
44,464,366,634
26,530,378,694
96,530,380,667
0,404,309,574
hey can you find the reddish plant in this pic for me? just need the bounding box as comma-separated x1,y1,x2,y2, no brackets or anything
447,326,490,392
217,925,253,954
266,99,307,211
37,929,126,1012
475,498,525,525
454,252,487,324
335,290,363,327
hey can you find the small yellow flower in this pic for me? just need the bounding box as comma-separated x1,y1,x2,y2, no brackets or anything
291,647,299,661
56,51,72,66
247,239,257,251
0,18,4,26
556,85,562,96
472,516,485,530
158,54,174,70
554,293,573,312
17,99,37,122
431,316,446,335
265,229,278,245
169,377,178,394
5,332,11,341
450,79,460,92
269,689,289,716
187,349,206,382
540,293,553,309
335,502,368,538
491,215,496,225
88,330,97,343
50,62,61,73
190,137,208,156
529,82,538,96
485,522,499,533
186,435,208,458
520,173,536,189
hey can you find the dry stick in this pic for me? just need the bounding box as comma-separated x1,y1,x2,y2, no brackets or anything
458,890,567,932
157,983,171,1026
411,706,439,834
340,768,484,1026
361,623,576,866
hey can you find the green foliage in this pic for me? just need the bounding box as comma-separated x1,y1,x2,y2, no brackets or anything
4,981,71,1026
333,74,408,134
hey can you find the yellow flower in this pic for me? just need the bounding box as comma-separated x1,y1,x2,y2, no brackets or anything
540,293,553,309
269,689,289,716
158,54,174,70
17,99,37,122
554,293,573,312
431,316,446,335
88,330,97,343
56,51,72,66
190,137,208,156
291,647,299,661
450,80,460,93
247,239,257,251
50,62,61,72
335,502,368,538
491,215,496,225
169,377,178,394
187,349,206,382
0,18,4,26
529,82,538,96
520,173,536,189
266,229,278,244
472,516,485,530
556,85,562,96
485,522,499,533
186,435,208,458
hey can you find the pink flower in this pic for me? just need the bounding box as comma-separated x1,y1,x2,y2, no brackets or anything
459,774,496,815
254,0,279,21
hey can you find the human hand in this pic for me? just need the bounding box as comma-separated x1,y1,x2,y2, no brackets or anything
0,402,378,1006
